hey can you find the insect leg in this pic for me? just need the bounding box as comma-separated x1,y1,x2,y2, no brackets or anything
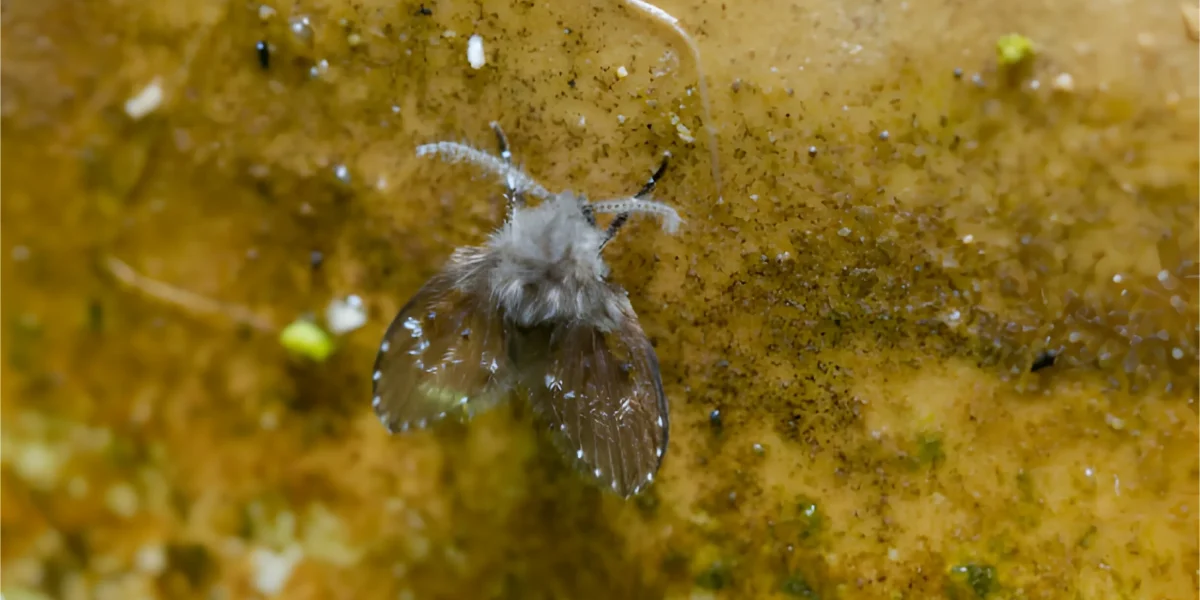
490,121,525,208
599,152,671,249
635,151,671,199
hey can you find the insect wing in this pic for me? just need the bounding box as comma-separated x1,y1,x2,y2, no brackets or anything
525,319,669,497
372,267,513,434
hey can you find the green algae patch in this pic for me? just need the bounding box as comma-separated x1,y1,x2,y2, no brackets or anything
279,319,335,362
948,563,998,598
996,33,1035,65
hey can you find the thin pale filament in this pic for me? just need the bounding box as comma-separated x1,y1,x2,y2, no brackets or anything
416,142,553,199
590,198,682,233
624,0,723,203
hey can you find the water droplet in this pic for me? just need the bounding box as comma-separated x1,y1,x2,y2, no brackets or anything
290,15,313,44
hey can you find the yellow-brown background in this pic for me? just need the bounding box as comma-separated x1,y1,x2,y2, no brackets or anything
2,0,1197,598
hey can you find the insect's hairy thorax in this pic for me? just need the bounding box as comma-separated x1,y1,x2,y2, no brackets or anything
483,194,629,330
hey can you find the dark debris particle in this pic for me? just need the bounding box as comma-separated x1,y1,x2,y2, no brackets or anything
417,4,432,16
795,497,823,539
709,409,723,433
917,433,945,467
950,563,997,598
781,573,818,598
87,298,104,332
166,543,217,589
1030,350,1057,372
567,78,576,88
634,488,659,515
694,562,732,590
309,250,324,269
256,40,270,70
953,67,964,79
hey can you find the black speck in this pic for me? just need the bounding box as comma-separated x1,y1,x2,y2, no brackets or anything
87,299,104,332
781,573,817,598
255,41,270,70
309,250,324,269
953,67,963,79
567,78,576,89
1030,350,1057,372
417,4,432,16
166,543,216,589
694,562,732,590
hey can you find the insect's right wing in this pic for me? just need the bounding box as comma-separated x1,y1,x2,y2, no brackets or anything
517,315,669,498
371,251,514,433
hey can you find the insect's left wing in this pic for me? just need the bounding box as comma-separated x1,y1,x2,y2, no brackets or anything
522,316,669,497
371,255,514,433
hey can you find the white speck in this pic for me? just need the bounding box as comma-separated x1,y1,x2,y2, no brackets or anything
125,78,164,120
14,442,63,489
887,548,899,561
617,114,626,124
1112,274,1123,284
290,16,312,41
616,65,629,78
560,423,567,431
946,310,962,323
578,115,586,127
334,164,350,183
443,29,457,38
962,234,974,244
135,543,167,574
611,481,618,491
656,416,663,427
258,5,276,20
372,371,381,381
391,104,401,113
467,35,486,69
1084,467,1094,477
381,341,390,352
325,295,367,335
646,472,654,482
251,545,304,596
105,482,140,517
576,449,584,459
1052,72,1075,92
593,468,601,477
656,447,663,457
1172,348,1184,360
459,396,468,405
1158,269,1170,282
837,227,851,237
1029,79,1041,90
1105,413,1125,430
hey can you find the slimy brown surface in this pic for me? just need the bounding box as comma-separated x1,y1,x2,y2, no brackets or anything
2,0,1197,598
